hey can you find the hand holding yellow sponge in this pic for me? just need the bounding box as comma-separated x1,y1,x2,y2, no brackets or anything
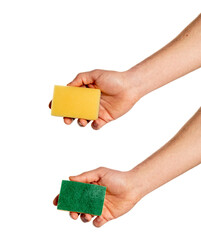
51,85,101,120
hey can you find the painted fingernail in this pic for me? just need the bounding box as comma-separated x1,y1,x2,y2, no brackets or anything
92,122,98,128
78,121,83,127
65,119,71,124
96,217,101,223
83,217,88,223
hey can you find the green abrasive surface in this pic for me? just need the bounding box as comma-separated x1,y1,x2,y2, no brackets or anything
57,180,106,216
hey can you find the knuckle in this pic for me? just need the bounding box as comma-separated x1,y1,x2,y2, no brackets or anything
91,69,101,75
76,73,82,78
98,166,105,171
92,69,101,72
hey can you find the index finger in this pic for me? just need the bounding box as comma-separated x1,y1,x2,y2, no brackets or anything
67,72,94,87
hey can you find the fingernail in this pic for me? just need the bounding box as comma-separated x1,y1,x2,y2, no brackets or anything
66,119,71,124
96,217,101,223
69,176,75,180
78,121,83,127
92,122,98,128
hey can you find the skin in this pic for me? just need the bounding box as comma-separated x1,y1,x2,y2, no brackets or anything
49,14,201,130
53,108,201,227
52,14,201,226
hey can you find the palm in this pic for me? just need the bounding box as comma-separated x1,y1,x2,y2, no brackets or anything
67,69,138,129
54,168,139,227
94,71,137,125
96,170,137,223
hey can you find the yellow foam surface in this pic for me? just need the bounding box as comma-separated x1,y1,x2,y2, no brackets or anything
51,85,101,120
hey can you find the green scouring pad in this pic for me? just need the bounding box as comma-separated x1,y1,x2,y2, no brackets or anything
57,180,106,216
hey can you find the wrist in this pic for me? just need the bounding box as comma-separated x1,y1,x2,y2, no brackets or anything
126,166,151,200
122,65,148,103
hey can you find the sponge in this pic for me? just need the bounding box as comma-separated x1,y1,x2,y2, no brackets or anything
51,85,101,120
57,180,106,216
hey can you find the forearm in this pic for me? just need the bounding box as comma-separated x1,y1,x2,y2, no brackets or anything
126,14,201,98
130,107,201,199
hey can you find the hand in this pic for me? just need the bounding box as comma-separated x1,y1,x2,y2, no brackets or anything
49,15,201,129
53,167,141,227
49,69,140,130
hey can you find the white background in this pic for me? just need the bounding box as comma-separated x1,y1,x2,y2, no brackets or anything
0,0,201,239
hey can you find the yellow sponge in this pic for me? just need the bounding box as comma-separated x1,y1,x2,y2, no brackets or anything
51,85,101,120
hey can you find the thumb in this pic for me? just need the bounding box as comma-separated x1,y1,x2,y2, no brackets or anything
93,216,108,228
67,72,94,87
69,167,107,184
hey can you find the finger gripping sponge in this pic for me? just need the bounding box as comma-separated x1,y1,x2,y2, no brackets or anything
57,180,106,216
51,85,101,120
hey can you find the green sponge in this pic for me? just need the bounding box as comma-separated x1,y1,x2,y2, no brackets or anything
57,180,106,216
